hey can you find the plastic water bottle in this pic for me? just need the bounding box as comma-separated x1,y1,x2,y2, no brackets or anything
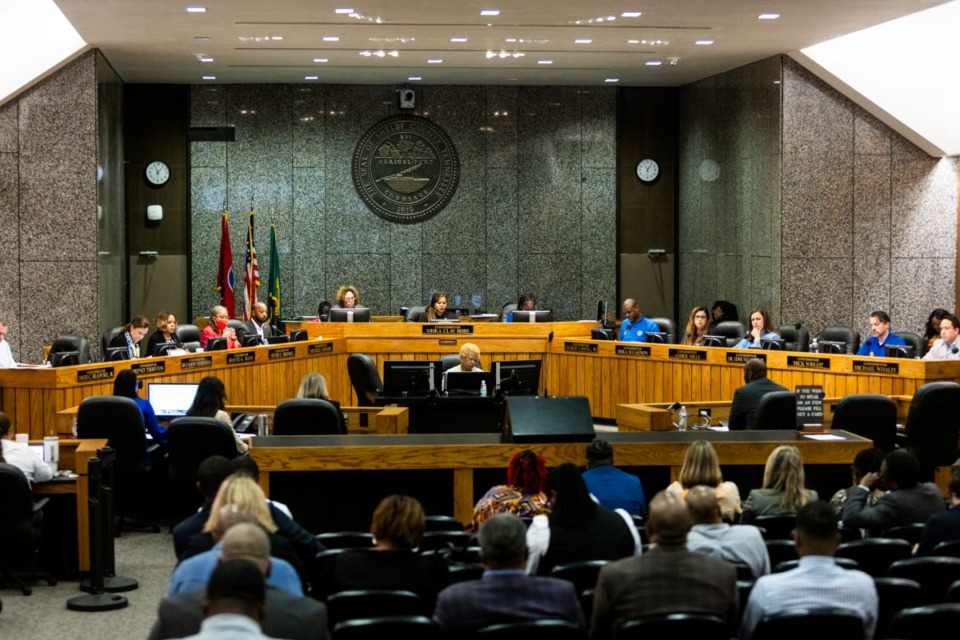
678,406,687,431
810,337,819,353
479,380,487,397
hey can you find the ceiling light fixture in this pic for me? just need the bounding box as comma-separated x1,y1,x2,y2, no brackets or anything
695,40,714,45
198,56,213,62
428,59,443,63
202,75,216,80
621,11,642,18
480,10,500,16
451,37,468,43
408,76,422,81
646,61,662,66
759,13,780,20
314,58,328,63
538,60,553,64
574,38,592,44
305,75,318,80
186,7,206,13
323,36,340,42
334,8,353,13
605,78,619,83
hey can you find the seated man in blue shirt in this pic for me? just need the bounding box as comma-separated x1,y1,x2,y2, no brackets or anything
618,298,660,342
857,310,906,356
582,439,647,519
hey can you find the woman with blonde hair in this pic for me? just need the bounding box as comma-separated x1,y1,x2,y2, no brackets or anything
741,445,818,524
296,372,346,431
202,474,278,536
682,306,710,346
666,440,741,521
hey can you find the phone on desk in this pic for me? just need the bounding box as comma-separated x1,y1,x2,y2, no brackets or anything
232,414,257,434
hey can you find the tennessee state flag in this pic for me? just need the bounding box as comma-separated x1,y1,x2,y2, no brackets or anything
216,209,235,316
243,206,259,320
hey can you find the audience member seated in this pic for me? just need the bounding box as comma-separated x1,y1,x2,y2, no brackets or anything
173,558,272,640
709,300,739,331
504,293,537,322
0,411,52,485
200,305,241,349
109,315,150,358
590,490,739,640
733,307,780,349
0,316,17,367
841,450,946,538
317,300,332,319
146,311,187,357
922,312,960,360
617,298,659,342
113,369,167,446
433,513,585,635
914,464,960,555
526,463,641,576
581,439,647,519
445,342,482,374
312,494,450,610
173,455,236,560
237,302,275,346
472,450,550,531
739,501,878,640
332,284,363,309
857,310,906,357
728,358,789,431
169,514,303,596
686,485,770,579
741,446,818,525
186,376,248,455
829,447,885,517
231,456,293,519
681,306,710,346
411,292,459,322
296,372,347,433
666,440,741,522
149,522,328,640
923,308,950,352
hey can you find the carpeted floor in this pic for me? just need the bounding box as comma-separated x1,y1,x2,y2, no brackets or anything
0,529,175,639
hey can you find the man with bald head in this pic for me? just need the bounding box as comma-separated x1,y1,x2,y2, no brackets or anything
617,298,660,342
728,358,789,430
686,484,770,578
150,522,328,640
237,301,274,346
590,490,738,640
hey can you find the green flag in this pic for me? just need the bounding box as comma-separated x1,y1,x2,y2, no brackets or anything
266,222,281,325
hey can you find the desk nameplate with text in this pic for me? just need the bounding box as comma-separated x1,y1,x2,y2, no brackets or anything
616,345,651,357
77,367,114,383
565,342,598,353
181,355,213,370
308,342,334,354
269,347,296,360
227,352,256,365
131,361,166,376
787,355,831,370
422,325,474,335
726,352,765,364
853,360,900,375
668,348,707,361
438,339,457,346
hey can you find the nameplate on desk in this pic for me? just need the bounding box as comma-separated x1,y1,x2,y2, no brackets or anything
438,339,457,346
853,360,900,375
132,360,166,376
616,345,650,357
268,347,296,360
668,348,706,361
181,355,213,370
786,355,831,370
726,352,765,364
227,351,256,365
308,342,334,354
76,366,115,383
422,325,474,335
565,342,598,353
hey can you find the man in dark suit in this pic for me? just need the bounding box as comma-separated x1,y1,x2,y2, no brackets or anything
149,523,328,640
433,513,585,636
728,358,789,430
237,301,274,345
916,464,960,554
590,490,738,640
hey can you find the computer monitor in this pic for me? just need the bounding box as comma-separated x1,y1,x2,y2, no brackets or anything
761,338,785,351
266,335,291,344
511,310,553,323
494,359,543,396
206,337,228,351
645,332,668,344
104,346,130,361
240,334,263,348
596,300,608,325
289,329,308,342
591,328,616,341
152,341,178,357
50,350,79,367
148,382,200,420
328,308,371,323
445,371,495,395
819,340,846,354
884,344,916,359
701,335,727,348
382,360,438,396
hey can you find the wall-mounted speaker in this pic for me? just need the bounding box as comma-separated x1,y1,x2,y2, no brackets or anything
399,88,416,110
502,396,596,443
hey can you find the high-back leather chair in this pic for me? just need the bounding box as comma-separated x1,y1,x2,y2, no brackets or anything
166,417,238,517
902,381,960,479
0,463,56,595
100,326,125,360
404,306,426,322
889,603,960,639
753,391,796,430
817,325,861,354
899,331,924,357
347,353,384,406
48,333,92,366
272,398,345,435
873,577,923,639
649,317,677,344
176,324,202,351
888,557,960,604
437,354,461,372
836,538,912,578
831,394,897,452
778,324,810,353
713,321,747,347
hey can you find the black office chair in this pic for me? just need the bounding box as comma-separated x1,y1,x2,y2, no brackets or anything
176,324,202,352
76,396,160,534
778,324,810,353
714,321,747,347
765,540,798,568
326,589,428,631
501,302,518,321
616,613,728,640
753,391,796,430
404,306,426,322
649,317,678,344
888,603,960,639
477,619,585,640
226,319,245,333
48,332,93,366
830,394,898,452
315,532,375,549
100,326,126,360
0,464,57,595
900,381,960,480
333,615,441,640
272,398,346,435
874,577,923,639
836,538,912,578
165,417,239,518
817,325,861,354
437,354,461,372
753,514,797,540
883,523,927,546
899,331,924,357
751,607,865,640
550,560,609,595
424,515,465,532
347,353,385,406
418,531,474,553
447,562,485,584
888,557,960,604
933,541,960,558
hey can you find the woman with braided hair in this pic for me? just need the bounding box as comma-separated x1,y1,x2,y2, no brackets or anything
471,449,550,530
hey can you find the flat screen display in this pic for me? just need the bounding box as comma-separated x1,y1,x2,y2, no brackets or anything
148,382,200,420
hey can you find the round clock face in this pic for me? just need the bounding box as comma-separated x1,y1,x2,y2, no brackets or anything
636,158,659,183
145,161,170,186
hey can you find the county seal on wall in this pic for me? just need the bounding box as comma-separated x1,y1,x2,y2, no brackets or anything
352,115,460,223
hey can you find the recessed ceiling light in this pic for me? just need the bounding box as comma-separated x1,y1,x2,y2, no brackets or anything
481,9,500,16
305,75,318,80
334,8,354,13
605,78,619,83
428,59,443,63
408,76,422,81
621,12,642,18
314,58,328,63
574,38,592,44
538,60,553,64
187,7,206,13
627,39,640,44
202,75,216,80
695,40,714,45
505,38,517,43
451,37,468,43
759,13,780,20
646,61,662,66
323,36,340,42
